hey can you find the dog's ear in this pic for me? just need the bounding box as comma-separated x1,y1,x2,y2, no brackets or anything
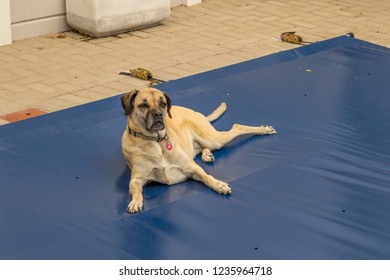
163,91,172,118
121,89,138,116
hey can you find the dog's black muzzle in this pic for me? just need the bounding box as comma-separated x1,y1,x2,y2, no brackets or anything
146,109,165,131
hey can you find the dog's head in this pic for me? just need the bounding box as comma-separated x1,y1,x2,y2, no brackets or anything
121,88,172,132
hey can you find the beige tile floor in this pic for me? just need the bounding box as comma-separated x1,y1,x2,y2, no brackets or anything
1,0,390,125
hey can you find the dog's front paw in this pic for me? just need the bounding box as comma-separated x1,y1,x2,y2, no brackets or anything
260,125,277,135
127,198,143,213
211,180,232,195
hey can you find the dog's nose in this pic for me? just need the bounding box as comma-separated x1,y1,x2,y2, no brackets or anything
151,110,163,120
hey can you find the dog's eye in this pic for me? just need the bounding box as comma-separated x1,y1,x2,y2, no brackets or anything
160,102,167,108
138,103,149,109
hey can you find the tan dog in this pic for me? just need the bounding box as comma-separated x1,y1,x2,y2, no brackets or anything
121,88,276,213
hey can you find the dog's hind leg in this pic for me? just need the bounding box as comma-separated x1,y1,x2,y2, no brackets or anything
198,123,277,152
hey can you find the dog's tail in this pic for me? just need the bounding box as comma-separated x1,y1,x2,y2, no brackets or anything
206,102,227,122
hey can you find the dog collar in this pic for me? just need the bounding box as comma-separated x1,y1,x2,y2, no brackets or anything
128,126,172,150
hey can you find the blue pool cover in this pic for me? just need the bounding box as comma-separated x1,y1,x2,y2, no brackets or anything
0,36,389,260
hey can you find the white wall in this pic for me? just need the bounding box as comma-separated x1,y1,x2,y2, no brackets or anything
0,0,202,46
171,0,201,7
10,0,69,41
0,0,12,46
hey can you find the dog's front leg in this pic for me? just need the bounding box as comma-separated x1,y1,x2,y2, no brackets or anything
185,161,232,195
127,177,146,213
